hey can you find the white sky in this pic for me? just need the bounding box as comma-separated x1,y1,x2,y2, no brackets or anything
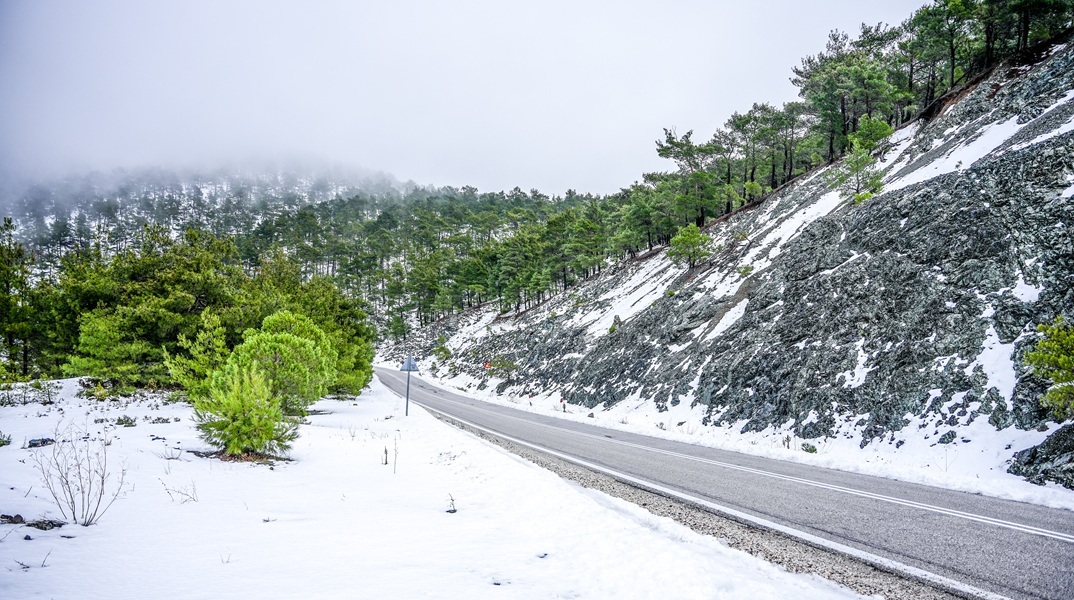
0,1,926,195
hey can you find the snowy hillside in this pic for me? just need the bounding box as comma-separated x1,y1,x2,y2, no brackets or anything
385,38,1074,497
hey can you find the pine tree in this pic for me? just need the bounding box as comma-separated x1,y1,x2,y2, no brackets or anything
0,218,32,379
194,363,298,457
224,331,328,416
829,114,894,203
258,310,337,381
63,310,158,391
164,310,229,401
1026,317,1074,419
290,278,375,394
667,224,712,269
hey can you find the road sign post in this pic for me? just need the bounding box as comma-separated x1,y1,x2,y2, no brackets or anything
400,355,419,416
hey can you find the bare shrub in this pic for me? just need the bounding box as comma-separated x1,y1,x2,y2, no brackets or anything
32,423,127,526
154,447,184,461
159,478,199,503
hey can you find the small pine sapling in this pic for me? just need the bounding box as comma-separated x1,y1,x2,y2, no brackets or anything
667,224,712,269
433,335,452,361
194,364,298,457
828,115,893,204
225,330,328,416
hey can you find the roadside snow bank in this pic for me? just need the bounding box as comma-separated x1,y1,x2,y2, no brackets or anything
0,379,859,599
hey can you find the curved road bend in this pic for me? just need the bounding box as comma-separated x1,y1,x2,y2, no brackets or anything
376,368,1074,600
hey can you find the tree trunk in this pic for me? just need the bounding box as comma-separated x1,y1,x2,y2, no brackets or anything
839,95,849,154
770,149,777,189
1020,11,1031,51
908,46,915,94
948,36,956,89
787,132,795,181
926,63,936,107
985,18,995,67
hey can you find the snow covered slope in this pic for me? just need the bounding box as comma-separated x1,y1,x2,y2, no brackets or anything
387,37,1074,497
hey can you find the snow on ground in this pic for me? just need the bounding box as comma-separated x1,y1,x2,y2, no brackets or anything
1010,271,1044,303
963,323,1018,400
701,299,749,343
409,365,1074,512
739,190,845,275
835,340,874,389
443,309,499,353
1008,112,1074,152
885,116,1025,193
877,123,921,177
572,254,678,338
0,379,861,600
689,177,846,303
884,85,1074,194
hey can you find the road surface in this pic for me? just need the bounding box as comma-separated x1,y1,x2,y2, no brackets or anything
376,368,1074,600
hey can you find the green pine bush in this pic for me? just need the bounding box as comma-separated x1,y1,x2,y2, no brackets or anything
258,311,338,378
1026,316,1074,419
164,310,230,402
226,330,329,416
667,224,712,269
63,309,158,392
194,364,298,457
433,335,452,361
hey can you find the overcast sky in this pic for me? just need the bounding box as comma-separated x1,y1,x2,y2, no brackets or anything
0,1,926,195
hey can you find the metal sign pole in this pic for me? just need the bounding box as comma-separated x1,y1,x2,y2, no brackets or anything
400,355,418,417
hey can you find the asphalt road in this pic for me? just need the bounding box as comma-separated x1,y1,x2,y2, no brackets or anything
376,368,1074,600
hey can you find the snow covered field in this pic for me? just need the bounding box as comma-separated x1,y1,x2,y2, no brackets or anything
0,378,861,600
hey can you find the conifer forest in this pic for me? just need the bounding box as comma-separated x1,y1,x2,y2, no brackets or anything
2,0,1072,391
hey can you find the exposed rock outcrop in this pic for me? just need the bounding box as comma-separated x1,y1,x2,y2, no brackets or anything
386,39,1074,479
1009,424,1074,489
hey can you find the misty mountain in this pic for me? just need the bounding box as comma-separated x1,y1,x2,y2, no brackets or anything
0,163,403,242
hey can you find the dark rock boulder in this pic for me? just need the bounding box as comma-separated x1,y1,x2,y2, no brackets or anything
1008,424,1074,489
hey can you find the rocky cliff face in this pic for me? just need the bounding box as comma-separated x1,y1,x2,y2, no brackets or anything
386,40,1074,486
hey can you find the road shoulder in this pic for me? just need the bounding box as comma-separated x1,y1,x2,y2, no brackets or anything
426,409,976,600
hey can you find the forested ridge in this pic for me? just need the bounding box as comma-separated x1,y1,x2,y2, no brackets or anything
2,0,1072,387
